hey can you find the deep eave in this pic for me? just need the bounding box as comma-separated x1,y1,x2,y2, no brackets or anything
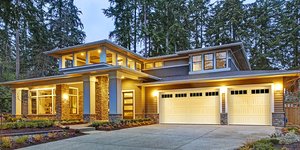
140,70,300,87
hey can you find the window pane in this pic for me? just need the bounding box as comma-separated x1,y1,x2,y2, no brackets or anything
193,62,202,71
204,53,214,70
69,96,77,114
117,55,126,66
69,89,77,95
74,52,86,66
31,98,37,114
31,91,37,97
127,58,135,69
89,50,101,64
193,55,201,62
38,96,53,114
216,52,227,69
38,90,52,96
155,62,163,68
145,63,154,69
136,62,142,71
63,54,73,68
106,50,116,65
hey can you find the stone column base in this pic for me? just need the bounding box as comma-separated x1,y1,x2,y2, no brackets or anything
220,113,228,125
145,114,159,123
83,114,97,122
272,112,285,127
109,114,122,122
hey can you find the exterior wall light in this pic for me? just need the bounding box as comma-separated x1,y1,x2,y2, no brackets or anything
220,86,227,93
153,91,159,97
275,83,282,91
63,93,69,101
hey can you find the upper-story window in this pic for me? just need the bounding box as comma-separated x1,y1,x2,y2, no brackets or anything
88,49,101,64
192,55,202,71
74,52,87,67
216,51,227,69
63,54,73,68
204,53,214,70
127,58,135,69
145,61,163,69
106,50,116,65
136,62,142,71
191,51,228,73
117,55,126,66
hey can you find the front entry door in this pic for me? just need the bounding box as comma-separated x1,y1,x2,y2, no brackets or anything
123,91,134,119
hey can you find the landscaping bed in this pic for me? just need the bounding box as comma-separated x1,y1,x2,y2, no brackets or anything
0,129,84,150
91,118,155,131
239,126,300,150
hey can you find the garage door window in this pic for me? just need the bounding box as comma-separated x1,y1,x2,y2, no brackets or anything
251,89,269,94
190,92,202,97
205,91,219,96
175,93,187,98
231,90,247,95
162,94,173,98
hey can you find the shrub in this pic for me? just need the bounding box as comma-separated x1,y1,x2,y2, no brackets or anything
91,121,109,127
1,137,12,148
277,132,300,144
0,120,55,130
47,132,58,139
15,135,29,144
253,142,274,150
33,134,44,142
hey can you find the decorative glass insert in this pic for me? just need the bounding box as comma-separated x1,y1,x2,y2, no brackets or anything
192,55,202,71
216,51,227,69
204,53,214,70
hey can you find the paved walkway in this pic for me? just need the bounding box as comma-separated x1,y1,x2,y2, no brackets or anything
19,124,275,150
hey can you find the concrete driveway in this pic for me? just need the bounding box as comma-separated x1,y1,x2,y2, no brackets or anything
20,124,275,150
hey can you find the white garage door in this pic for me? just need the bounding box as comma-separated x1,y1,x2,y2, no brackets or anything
228,87,271,125
159,89,220,124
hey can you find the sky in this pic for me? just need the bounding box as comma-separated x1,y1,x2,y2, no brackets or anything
74,0,256,43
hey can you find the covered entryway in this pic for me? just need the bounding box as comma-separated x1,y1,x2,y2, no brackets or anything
228,86,271,125
159,89,220,124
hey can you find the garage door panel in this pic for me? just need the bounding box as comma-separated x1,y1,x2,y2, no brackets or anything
160,90,220,124
228,87,271,125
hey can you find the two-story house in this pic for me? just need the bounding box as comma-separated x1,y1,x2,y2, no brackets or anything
1,39,299,126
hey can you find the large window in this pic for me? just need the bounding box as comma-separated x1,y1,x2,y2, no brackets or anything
192,55,202,71
145,63,154,69
204,53,214,70
117,55,126,66
89,49,101,64
69,88,78,114
62,54,73,68
216,51,227,69
74,52,86,66
127,58,135,69
155,62,163,68
30,89,56,115
136,62,142,71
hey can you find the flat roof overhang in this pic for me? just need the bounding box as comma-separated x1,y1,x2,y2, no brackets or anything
139,70,300,87
0,66,160,88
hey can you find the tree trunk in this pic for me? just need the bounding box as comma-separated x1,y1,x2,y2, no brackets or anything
15,0,20,80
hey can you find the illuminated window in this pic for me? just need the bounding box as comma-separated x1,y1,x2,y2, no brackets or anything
155,62,163,68
204,53,214,70
89,49,101,64
145,63,154,69
69,88,78,114
136,62,142,71
62,54,73,68
74,52,86,66
117,55,126,66
192,55,202,71
216,51,227,69
106,50,116,65
30,89,56,115
127,58,135,69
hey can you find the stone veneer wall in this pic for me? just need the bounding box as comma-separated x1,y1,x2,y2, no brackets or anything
95,76,109,121
272,112,285,127
21,90,28,116
220,113,228,125
109,114,122,122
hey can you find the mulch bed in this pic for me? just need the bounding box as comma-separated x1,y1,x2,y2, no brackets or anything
0,127,62,136
1,129,85,150
96,123,155,131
